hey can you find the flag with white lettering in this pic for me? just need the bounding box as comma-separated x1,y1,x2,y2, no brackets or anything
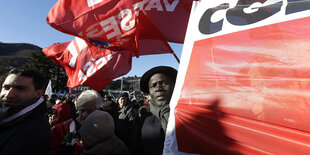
44,0,194,90
42,37,132,90
46,0,193,54
165,0,310,154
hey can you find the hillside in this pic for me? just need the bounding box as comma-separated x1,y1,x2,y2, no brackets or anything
0,42,141,92
0,42,41,56
0,42,42,74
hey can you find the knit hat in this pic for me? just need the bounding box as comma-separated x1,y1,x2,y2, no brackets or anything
80,110,130,155
118,92,129,99
80,110,115,147
140,66,178,94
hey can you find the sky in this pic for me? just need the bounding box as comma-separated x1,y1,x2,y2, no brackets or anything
0,0,183,77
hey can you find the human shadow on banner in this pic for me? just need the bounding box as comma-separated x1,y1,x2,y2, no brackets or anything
174,99,243,155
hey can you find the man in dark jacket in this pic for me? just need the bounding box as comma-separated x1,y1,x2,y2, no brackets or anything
0,68,51,155
139,66,177,155
115,92,138,153
118,92,137,121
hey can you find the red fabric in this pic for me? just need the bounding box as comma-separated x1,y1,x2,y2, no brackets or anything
50,119,82,155
69,88,72,97
74,140,83,155
175,17,310,154
50,122,67,155
50,119,71,155
131,12,175,57
42,37,132,90
45,0,193,58
44,0,194,90
46,0,193,44
50,103,71,127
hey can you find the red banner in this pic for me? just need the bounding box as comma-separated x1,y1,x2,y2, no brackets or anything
43,37,132,90
176,17,310,154
47,0,193,43
46,0,193,57
165,0,310,154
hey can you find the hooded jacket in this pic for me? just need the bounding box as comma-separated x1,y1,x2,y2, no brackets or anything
50,102,71,127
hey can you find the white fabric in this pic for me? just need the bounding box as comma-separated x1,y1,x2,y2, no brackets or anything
44,80,53,96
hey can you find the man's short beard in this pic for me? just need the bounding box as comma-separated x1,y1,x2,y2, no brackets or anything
0,100,10,120
1,100,11,108
0,98,37,120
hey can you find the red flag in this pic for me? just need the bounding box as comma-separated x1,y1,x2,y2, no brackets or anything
47,0,193,43
43,37,132,91
46,0,193,55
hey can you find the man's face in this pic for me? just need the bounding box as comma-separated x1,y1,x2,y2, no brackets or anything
48,109,59,125
77,101,97,124
0,74,42,106
118,97,127,108
148,73,174,106
103,95,109,101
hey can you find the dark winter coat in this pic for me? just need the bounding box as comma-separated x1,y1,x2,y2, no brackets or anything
140,102,170,155
0,98,51,155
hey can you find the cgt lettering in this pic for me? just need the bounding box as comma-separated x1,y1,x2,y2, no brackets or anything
199,0,310,35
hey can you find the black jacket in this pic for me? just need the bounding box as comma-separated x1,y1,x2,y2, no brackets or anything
0,98,51,155
140,102,170,155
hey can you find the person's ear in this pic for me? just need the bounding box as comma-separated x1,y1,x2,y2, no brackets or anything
35,89,45,98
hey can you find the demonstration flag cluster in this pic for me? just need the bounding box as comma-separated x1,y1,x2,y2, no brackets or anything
43,0,194,90
43,37,132,90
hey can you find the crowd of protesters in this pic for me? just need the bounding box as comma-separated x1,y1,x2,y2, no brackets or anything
0,66,177,155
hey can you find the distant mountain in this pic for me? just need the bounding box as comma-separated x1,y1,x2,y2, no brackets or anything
0,42,42,74
0,42,42,56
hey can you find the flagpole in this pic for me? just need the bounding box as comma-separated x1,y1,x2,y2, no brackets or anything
120,76,123,92
172,52,180,63
167,41,180,64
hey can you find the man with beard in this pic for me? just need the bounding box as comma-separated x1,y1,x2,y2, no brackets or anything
138,66,177,155
0,68,51,155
